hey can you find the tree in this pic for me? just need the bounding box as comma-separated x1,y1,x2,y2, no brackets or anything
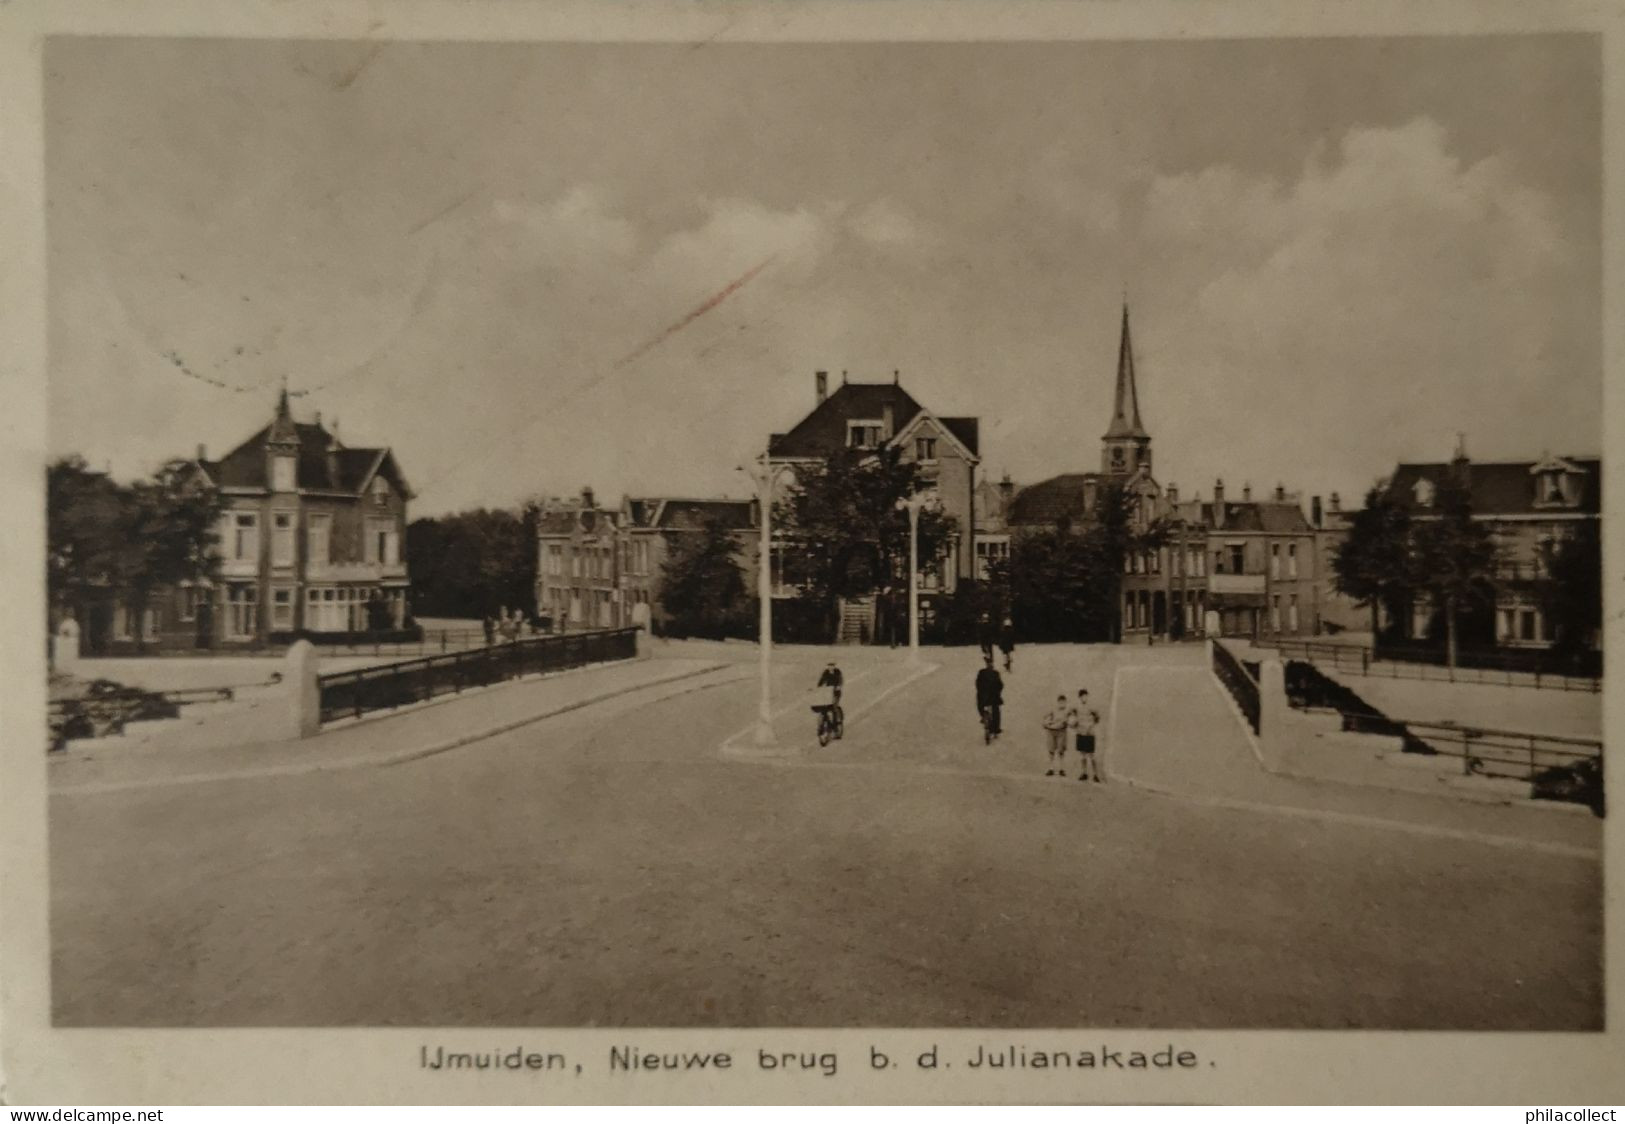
775,445,958,641
406,506,537,620
1538,520,1602,656
47,456,127,627
113,460,224,650
659,517,749,638
1332,483,1415,640
1000,482,1164,643
1410,474,1499,668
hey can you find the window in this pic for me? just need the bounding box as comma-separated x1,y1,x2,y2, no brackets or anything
271,587,293,629
1538,473,1565,505
371,477,390,506
847,421,884,449
915,436,937,462
179,584,199,622
1270,544,1280,579
1228,544,1246,574
1413,478,1436,506
1287,543,1299,578
307,514,331,566
272,455,296,493
225,585,257,638
231,513,259,562
1288,595,1299,633
1519,608,1537,642
272,512,295,567
1271,596,1282,633
368,519,398,566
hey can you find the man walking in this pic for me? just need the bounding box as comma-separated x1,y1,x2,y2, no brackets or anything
975,655,1004,740
1074,688,1104,783
998,617,1016,672
1042,694,1071,777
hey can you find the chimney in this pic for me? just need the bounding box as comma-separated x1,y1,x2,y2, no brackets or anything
893,368,900,385
1213,479,1226,528
1274,482,1286,502
998,472,1014,509
1242,482,1252,503
331,417,340,445
314,410,322,426
1311,495,1323,528
815,370,828,404
195,443,207,462
1167,482,1179,505
582,486,595,510
881,403,894,439
841,369,849,385
1330,492,1342,513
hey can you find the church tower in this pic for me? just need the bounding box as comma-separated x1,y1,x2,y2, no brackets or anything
1101,303,1151,478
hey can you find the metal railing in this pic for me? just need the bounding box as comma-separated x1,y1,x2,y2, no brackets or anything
1211,639,1260,735
317,627,638,724
1332,712,1599,778
80,626,581,660
1256,639,1601,693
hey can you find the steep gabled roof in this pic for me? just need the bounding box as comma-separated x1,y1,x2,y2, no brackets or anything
1385,458,1601,517
1008,473,1103,526
767,382,925,458
624,497,756,531
1188,501,1313,534
206,406,407,496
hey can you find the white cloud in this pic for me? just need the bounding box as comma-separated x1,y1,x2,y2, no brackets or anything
847,198,937,250
1130,116,1587,498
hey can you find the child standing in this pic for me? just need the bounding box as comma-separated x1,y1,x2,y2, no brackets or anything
1074,689,1103,784
1042,694,1071,777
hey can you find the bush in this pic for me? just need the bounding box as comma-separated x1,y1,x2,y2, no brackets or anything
1532,758,1605,817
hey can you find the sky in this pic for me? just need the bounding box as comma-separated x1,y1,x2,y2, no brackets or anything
45,35,1602,517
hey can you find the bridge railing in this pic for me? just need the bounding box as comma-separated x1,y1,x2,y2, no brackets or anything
1210,639,1260,735
317,627,638,725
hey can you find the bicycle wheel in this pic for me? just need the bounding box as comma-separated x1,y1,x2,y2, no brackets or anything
817,714,833,747
833,708,844,739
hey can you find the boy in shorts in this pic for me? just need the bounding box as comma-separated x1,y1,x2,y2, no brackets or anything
1074,688,1103,783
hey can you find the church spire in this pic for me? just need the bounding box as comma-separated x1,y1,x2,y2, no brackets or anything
1104,302,1148,440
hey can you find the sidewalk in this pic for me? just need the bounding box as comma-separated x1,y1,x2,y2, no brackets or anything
1107,664,1602,857
49,656,730,795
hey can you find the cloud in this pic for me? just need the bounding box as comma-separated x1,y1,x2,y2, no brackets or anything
847,198,938,250
1128,116,1588,497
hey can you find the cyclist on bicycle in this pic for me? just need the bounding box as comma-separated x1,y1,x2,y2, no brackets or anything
975,655,1003,740
817,660,844,709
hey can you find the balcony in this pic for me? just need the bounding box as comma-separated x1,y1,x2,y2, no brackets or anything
1208,572,1266,595
306,560,406,583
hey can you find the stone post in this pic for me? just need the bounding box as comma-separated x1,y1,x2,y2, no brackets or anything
284,639,321,739
54,617,81,673
1204,609,1221,638
1258,657,1286,769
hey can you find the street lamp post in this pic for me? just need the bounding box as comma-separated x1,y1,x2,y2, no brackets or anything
742,452,792,749
897,492,933,666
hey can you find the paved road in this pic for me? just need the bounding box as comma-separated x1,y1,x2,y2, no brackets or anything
50,643,1601,1029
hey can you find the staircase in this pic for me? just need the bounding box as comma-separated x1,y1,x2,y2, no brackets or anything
837,596,876,645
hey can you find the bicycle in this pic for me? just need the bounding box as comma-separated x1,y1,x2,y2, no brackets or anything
978,703,1000,745
812,702,845,746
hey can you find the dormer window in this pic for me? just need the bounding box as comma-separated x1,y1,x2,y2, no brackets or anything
1537,472,1566,506
1412,478,1436,507
847,421,884,450
915,436,937,462
271,455,296,493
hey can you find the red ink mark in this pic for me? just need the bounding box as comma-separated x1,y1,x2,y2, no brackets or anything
613,254,777,369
